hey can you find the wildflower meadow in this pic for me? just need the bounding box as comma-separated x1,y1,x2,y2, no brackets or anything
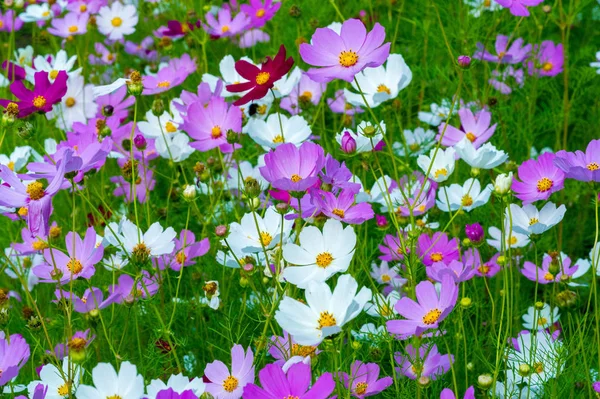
2,0,600,398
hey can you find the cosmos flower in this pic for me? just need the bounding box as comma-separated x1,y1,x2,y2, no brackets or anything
0,70,68,117
553,139,600,182
489,66,525,94
280,72,326,115
96,1,138,41
46,74,97,130
311,188,374,224
47,11,89,37
260,142,325,192
18,3,54,23
417,147,456,183
158,230,210,271
338,361,393,398
522,303,560,330
512,152,565,204
475,35,532,63
0,9,24,32
146,374,206,399
418,99,456,126
227,207,293,253
521,252,578,284
393,127,436,157
454,138,508,169
440,387,475,399
246,113,311,149
27,358,82,399
240,0,281,29
417,232,460,267
0,332,30,387
335,121,385,153
436,178,492,212
104,218,176,263
509,202,566,236
494,0,544,17
110,163,156,204
202,5,250,38
528,41,564,77
395,344,454,380
300,18,391,83
107,271,159,304
204,344,254,399
202,55,256,97
76,361,144,399
438,108,497,148
428,259,477,283
365,291,401,319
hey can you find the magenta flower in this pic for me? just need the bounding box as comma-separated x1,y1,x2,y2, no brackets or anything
475,35,531,64
240,0,280,29
0,9,24,32
158,230,210,271
554,139,600,182
521,252,578,284
47,12,89,37
281,72,326,115
202,6,249,38
0,332,30,386
204,344,254,398
341,131,357,153
417,232,460,267
107,271,159,304
528,41,564,77
156,389,198,399
512,152,565,204
438,108,496,148
311,188,374,224
494,0,544,17
339,361,393,398
395,344,453,380
33,226,103,285
300,18,391,83
319,155,361,193
110,162,156,204
182,97,242,153
465,223,484,243
427,259,476,283
55,287,112,313
440,387,475,399
379,233,409,262
473,251,502,278
387,275,458,338
0,70,68,117
260,142,326,193
18,384,47,399
244,362,334,399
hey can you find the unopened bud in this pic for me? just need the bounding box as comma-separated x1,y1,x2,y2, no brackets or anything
341,131,357,154
102,105,114,117
478,374,493,389
151,99,165,117
133,134,147,151
215,225,228,237
182,185,197,201
457,55,472,69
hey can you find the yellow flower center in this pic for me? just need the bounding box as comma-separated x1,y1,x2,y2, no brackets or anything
256,71,270,85
434,168,448,179
259,231,273,246
107,396,123,399
0,21,3,29
67,258,83,274
133,242,151,263
26,181,45,200
223,375,239,392
544,272,554,281
257,104,268,115
478,264,490,274
157,80,171,88
533,362,544,373
272,135,284,143
317,311,337,328
111,17,122,27
497,50,506,59
339,50,359,67
355,382,369,395
32,239,48,251
68,25,79,33
290,174,302,182
376,84,391,95
508,235,518,246
430,252,443,263
537,317,548,326
422,308,442,325
256,8,266,17
221,25,230,33
465,132,476,142
18,207,28,217
316,252,333,268
291,343,316,357
68,337,87,350
7,161,15,171
49,70,59,80
65,97,76,107
536,177,553,193
542,62,553,72
80,4,87,11
211,126,222,139
380,304,393,317
42,10,50,17
175,251,187,265
165,121,177,133
461,194,473,207
33,95,47,109
381,274,391,282
57,382,71,396
300,91,313,101
529,218,539,226
332,208,345,218
587,162,599,171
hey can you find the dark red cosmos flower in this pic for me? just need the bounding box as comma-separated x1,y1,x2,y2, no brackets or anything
0,70,68,118
226,44,294,106
163,20,197,37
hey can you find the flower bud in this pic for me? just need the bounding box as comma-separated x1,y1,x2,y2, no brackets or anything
215,225,228,237
460,297,472,308
151,99,165,117
351,340,361,350
457,55,472,69
494,172,513,194
466,362,474,371
244,177,262,198
465,223,484,244
518,363,531,377
133,134,147,150
182,185,197,201
239,276,249,287
341,131,357,154
102,105,114,117
289,4,301,17
417,376,431,387
477,374,493,389
17,121,35,139
226,129,239,144
375,214,388,229
556,289,577,307
275,202,289,214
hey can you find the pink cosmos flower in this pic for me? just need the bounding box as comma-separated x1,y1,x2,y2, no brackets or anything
379,233,409,262
260,142,326,193
0,70,68,117
438,108,497,148
494,0,544,17
240,0,280,29
311,188,374,224
473,251,502,278
339,361,393,398
393,172,437,217
528,41,564,77
521,252,578,284
56,287,112,313
440,387,475,399
512,152,565,204
0,9,24,32
395,344,454,380
202,6,249,38
142,66,183,95
124,37,157,62
182,96,242,153
417,232,460,267
281,73,326,115
33,226,104,285
110,162,156,204
428,259,476,283
158,230,210,271
238,29,270,48
47,12,89,37
89,43,116,65
370,261,407,291
387,275,458,338
94,84,135,122
204,344,254,398
66,0,104,15
300,18,391,83
489,66,525,94
554,139,600,182
107,271,159,304
475,35,531,64
0,332,30,386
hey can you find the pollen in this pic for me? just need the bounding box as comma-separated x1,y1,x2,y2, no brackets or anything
223,375,238,392
111,17,122,27
67,258,83,274
255,71,270,85
508,235,518,246
587,162,599,171
68,25,78,33
32,95,47,109
537,317,548,326
332,208,345,218
544,272,554,281
259,231,273,246
133,242,151,263
68,337,87,350
256,8,266,17
430,252,443,263
316,252,333,268
422,308,442,325
57,382,71,396
257,104,267,115
317,311,337,328
339,50,359,67
291,343,316,357
175,251,187,265
290,174,302,182
461,194,473,207
107,396,123,399
381,274,391,282
272,135,284,143
355,382,368,395
376,84,391,95
165,121,177,133
49,70,59,80
465,132,476,142
434,168,448,179
299,91,313,102
157,80,171,88
211,126,223,139
478,264,490,274
536,177,553,193
221,25,230,33
529,218,539,225
541,62,553,72
65,97,76,107
26,181,45,200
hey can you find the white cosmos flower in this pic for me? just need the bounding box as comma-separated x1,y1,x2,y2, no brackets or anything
92,78,129,98
199,280,220,310
522,303,560,330
146,373,206,399
138,107,183,139
25,50,81,83
494,172,513,194
335,120,385,154
282,219,356,288
509,202,566,236
76,361,144,399
365,290,401,319
14,46,34,67
96,1,138,41
568,258,591,287
487,223,530,250
155,132,194,162
344,54,412,108
464,0,502,17
351,323,386,343
47,74,97,130
27,358,82,399
271,66,302,98
216,238,266,269
227,207,294,253
357,175,394,205
19,3,53,23
454,137,508,169
417,147,456,183
246,113,311,149
393,127,436,157
436,178,492,212
0,146,32,172
201,55,255,97
274,274,372,345
418,99,456,126
104,218,176,258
